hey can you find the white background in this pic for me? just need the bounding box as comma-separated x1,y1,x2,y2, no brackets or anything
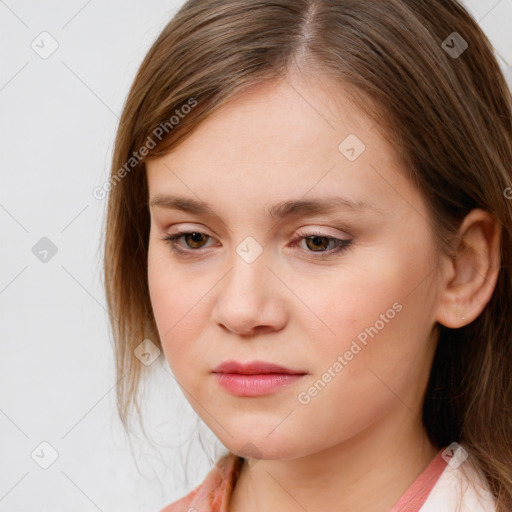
0,1,511,511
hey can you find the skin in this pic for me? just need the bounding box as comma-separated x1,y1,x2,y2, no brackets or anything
145,69,501,512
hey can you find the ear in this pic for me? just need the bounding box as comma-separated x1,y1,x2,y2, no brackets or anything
435,208,502,328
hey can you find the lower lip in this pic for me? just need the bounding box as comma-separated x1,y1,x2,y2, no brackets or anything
214,373,306,397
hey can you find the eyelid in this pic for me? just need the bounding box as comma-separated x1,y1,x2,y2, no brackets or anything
164,222,352,239
163,223,216,236
162,223,350,244
294,224,351,239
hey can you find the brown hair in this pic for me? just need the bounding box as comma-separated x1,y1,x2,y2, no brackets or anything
102,0,512,508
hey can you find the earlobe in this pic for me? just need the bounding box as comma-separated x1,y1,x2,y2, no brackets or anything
435,209,501,329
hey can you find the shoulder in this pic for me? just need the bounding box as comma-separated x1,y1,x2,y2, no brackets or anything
420,446,496,512
158,452,244,512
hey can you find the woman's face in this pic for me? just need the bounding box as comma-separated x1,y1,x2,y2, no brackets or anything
146,73,443,460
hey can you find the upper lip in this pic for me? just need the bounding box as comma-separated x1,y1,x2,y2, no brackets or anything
212,360,307,375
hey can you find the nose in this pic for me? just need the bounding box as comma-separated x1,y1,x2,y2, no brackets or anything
211,250,288,337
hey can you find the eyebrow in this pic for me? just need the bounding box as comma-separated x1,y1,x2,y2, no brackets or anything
149,194,381,221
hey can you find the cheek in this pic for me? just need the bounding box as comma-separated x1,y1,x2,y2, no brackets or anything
298,241,435,373
147,243,225,380
288,251,435,442
147,246,201,366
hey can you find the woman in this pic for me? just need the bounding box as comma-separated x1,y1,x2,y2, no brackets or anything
102,1,512,510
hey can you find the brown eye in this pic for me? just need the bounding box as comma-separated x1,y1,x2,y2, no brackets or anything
183,232,209,249
162,231,215,254
291,231,353,259
162,230,352,259
304,235,331,252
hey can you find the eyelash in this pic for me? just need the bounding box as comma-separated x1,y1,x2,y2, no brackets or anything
159,230,353,260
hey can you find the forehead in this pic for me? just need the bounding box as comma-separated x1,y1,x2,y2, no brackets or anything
164,76,371,161
145,76,417,220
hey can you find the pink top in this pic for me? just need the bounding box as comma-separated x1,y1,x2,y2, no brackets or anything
159,445,496,512
390,449,448,511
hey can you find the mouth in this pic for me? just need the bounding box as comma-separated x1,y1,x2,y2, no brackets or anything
212,360,308,397
212,359,307,375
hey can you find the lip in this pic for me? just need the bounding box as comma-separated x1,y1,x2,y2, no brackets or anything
212,360,306,375
212,360,308,397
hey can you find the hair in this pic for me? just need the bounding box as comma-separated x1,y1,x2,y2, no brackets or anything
102,0,512,509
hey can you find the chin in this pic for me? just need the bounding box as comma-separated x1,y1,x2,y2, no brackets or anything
219,432,310,462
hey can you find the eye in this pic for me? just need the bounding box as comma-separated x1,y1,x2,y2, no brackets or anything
290,231,352,259
160,230,352,259
161,231,214,252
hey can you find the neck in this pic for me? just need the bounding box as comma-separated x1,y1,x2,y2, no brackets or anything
229,413,439,512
